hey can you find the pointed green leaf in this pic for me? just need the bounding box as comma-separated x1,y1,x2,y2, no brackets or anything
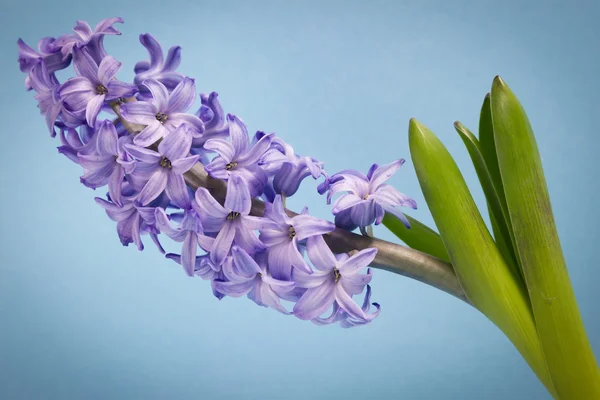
409,118,556,397
453,121,521,282
382,213,450,262
491,76,600,398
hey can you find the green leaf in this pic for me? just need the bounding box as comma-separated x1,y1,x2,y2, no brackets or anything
382,213,450,262
491,76,600,398
409,118,557,397
453,121,521,283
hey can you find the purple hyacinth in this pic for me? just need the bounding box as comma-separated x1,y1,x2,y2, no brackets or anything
313,284,381,328
134,33,183,96
204,114,273,197
17,37,70,90
124,125,199,207
292,235,377,321
59,48,138,127
213,247,295,313
95,195,164,252
120,78,204,147
155,207,213,277
78,120,135,206
325,160,417,231
57,124,97,163
260,136,326,197
193,175,277,266
260,195,335,280
55,17,124,64
27,62,63,136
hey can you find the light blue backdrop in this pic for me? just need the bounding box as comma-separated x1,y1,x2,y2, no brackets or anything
1,1,598,399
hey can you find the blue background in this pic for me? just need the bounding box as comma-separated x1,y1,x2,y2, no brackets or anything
2,0,599,398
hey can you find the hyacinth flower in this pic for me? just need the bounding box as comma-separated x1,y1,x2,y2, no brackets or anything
60,48,138,127
155,206,213,277
134,33,183,96
204,114,273,197
18,18,600,398
124,124,199,207
55,17,124,63
76,120,135,206
193,175,277,266
95,194,163,252
324,160,417,233
260,136,326,198
292,235,376,321
120,77,204,147
27,62,63,136
260,195,335,280
213,247,295,314
313,284,380,328
17,37,70,90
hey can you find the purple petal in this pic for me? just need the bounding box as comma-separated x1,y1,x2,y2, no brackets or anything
98,55,121,85
139,33,163,69
143,79,169,111
194,188,228,221
224,175,251,214
243,215,279,231
137,168,169,205
181,232,198,277
120,101,157,125
293,215,335,241
106,80,138,101
204,158,230,180
164,45,182,71
380,203,411,228
72,47,98,82
96,120,118,156
331,193,367,214
237,133,273,166
341,269,373,295
171,155,199,175
259,230,288,247
107,165,124,206
154,207,187,242
369,159,404,191
210,221,236,266
293,281,336,320
203,139,234,163
339,248,377,275
167,113,204,135
167,77,195,113
233,224,266,255
334,284,366,321
166,173,191,209
158,124,192,161
133,122,167,147
227,114,248,156
213,279,255,298
124,144,161,163
80,161,114,188
231,246,262,276
85,94,105,127
306,235,337,272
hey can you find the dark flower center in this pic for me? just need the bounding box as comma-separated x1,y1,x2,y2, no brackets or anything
288,226,296,239
227,211,240,220
96,84,108,95
155,113,168,123
333,267,341,283
159,157,172,168
364,194,369,200
225,162,238,171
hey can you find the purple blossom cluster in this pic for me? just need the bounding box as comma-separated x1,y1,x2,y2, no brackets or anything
18,17,416,327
